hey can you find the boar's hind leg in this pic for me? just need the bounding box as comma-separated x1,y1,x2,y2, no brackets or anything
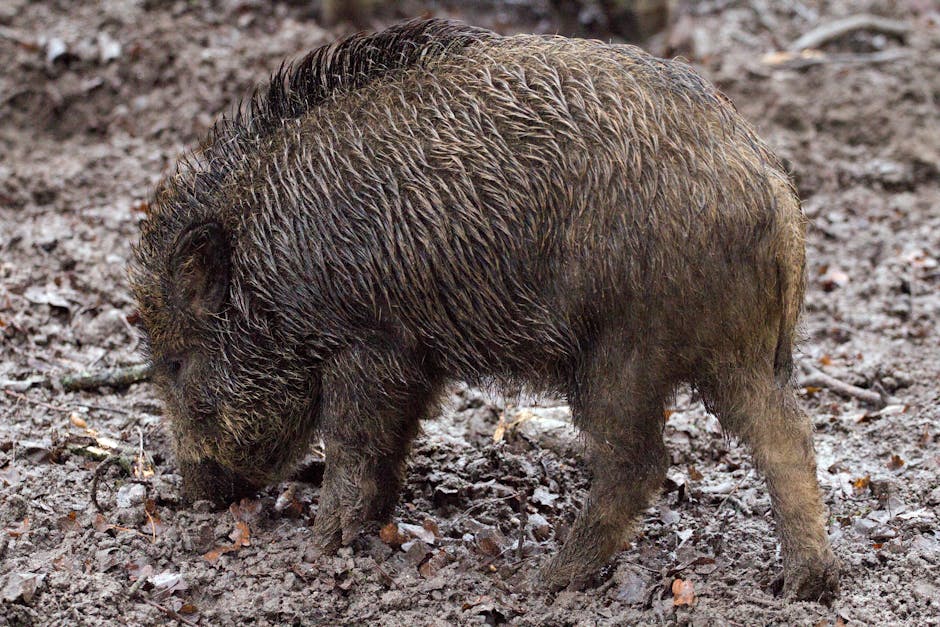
311,346,439,553
705,370,839,602
539,343,670,591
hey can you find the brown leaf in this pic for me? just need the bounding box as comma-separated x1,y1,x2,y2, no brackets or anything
672,578,695,606
422,518,441,539
379,522,408,547
231,520,250,547
818,355,833,366
6,517,30,537
57,511,81,532
203,521,251,563
69,413,87,429
93,513,112,533
852,475,871,490
687,465,703,481
476,530,502,557
887,454,905,470
230,498,262,522
202,547,227,564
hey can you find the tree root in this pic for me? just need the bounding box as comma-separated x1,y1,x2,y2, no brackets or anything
798,363,891,408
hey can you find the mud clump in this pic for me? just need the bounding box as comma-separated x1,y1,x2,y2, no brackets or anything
131,18,836,600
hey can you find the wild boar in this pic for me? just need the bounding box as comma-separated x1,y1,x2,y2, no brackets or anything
131,19,838,600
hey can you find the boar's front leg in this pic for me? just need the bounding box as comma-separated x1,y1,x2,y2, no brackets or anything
540,337,671,590
311,345,440,552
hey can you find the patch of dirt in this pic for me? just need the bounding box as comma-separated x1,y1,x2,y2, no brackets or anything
2,1,938,624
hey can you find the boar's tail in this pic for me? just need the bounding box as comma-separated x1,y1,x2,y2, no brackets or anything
772,180,807,387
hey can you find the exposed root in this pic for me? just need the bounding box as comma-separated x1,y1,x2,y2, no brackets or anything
798,363,890,408
788,13,911,52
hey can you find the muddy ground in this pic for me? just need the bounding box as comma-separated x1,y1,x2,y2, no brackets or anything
1,0,938,625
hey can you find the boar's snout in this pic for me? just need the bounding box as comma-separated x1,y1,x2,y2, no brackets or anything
179,457,258,508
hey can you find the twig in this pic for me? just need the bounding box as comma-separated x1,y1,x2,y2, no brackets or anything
2,364,152,393
61,364,153,391
788,13,910,51
90,455,133,513
2,387,132,416
126,575,148,598
143,599,197,626
451,494,519,526
798,363,888,408
516,491,528,560
3,389,71,412
764,49,909,70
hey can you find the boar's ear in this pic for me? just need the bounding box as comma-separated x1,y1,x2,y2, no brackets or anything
170,222,231,318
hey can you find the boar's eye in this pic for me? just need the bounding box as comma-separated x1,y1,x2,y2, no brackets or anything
165,359,183,379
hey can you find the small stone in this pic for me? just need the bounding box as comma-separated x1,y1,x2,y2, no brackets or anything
528,512,551,541
115,483,147,509
1,572,45,603
870,525,898,542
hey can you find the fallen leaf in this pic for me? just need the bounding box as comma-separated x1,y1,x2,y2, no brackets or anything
0,466,23,486
6,517,30,538
149,571,187,600
379,522,408,547
69,413,87,428
476,530,502,557
399,522,435,545
57,511,81,532
887,454,905,470
422,518,441,539
532,486,559,508
687,465,703,481
230,498,262,522
93,513,112,533
672,578,695,606
203,521,251,563
231,520,250,547
1,572,45,603
819,355,833,366
853,475,871,490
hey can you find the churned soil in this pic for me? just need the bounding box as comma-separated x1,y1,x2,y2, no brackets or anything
1,1,938,624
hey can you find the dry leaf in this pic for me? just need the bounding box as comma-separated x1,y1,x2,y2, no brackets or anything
69,413,87,428
476,531,502,557
230,498,262,522
6,517,30,538
687,465,703,481
380,522,408,547
422,518,441,539
852,475,871,490
887,454,905,470
672,578,695,606
203,521,251,563
57,511,81,532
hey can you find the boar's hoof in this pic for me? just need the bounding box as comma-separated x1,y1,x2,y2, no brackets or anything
311,502,365,555
777,556,840,604
534,556,596,593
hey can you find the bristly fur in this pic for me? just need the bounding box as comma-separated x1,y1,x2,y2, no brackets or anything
131,19,837,600
196,19,490,194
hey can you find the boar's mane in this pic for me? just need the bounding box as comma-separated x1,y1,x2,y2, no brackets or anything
201,18,491,185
